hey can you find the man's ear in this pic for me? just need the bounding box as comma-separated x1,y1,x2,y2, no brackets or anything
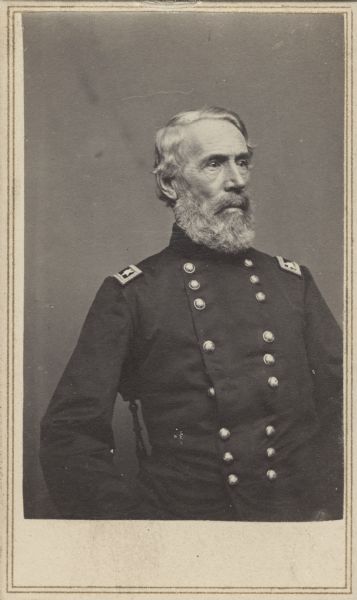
158,174,179,202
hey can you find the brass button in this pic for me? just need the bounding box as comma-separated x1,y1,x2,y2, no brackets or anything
227,474,239,486
263,330,275,343
244,258,254,268
263,353,275,366
183,262,195,274
219,427,231,440
266,447,276,458
268,376,279,388
207,387,215,398
194,298,206,310
265,425,275,437
256,292,266,303
266,469,277,481
189,279,200,291
203,340,215,353
223,451,234,463
250,274,260,284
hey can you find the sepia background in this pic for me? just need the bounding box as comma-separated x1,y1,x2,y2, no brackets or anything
23,11,344,517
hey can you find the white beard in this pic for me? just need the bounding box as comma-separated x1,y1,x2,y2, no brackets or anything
173,189,255,254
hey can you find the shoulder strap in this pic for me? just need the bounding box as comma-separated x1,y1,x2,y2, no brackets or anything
276,255,302,277
112,264,143,286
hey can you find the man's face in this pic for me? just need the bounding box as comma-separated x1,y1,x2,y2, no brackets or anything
172,118,254,254
178,119,251,219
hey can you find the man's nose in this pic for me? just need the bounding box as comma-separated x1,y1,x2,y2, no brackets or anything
224,162,248,190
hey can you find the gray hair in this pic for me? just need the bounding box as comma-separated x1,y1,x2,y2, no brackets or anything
153,106,252,206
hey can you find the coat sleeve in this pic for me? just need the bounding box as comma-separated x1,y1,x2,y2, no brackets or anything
302,267,344,519
40,276,143,519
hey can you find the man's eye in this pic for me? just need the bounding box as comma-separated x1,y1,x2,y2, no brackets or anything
206,160,220,168
236,159,250,168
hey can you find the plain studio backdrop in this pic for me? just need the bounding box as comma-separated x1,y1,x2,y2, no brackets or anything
23,11,344,517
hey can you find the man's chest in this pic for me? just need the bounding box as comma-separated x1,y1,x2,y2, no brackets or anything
125,255,307,379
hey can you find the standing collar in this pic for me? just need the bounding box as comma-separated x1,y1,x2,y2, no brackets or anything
168,223,253,261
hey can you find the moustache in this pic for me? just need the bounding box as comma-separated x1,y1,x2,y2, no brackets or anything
214,192,250,215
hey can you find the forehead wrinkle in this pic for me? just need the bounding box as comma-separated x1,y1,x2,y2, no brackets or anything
179,120,248,167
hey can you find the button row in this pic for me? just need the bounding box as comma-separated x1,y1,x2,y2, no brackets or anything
246,261,266,303
245,260,276,358
219,424,278,485
185,262,276,362
262,328,278,387
185,258,278,484
203,333,276,354
227,470,277,486
192,291,266,310
223,447,276,460
184,258,255,274
186,272,205,312
221,426,276,440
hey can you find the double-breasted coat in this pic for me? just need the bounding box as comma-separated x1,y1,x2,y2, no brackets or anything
40,225,343,520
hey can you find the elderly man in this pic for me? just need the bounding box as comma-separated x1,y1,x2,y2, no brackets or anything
40,106,343,521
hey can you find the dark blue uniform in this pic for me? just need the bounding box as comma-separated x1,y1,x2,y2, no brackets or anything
40,225,343,520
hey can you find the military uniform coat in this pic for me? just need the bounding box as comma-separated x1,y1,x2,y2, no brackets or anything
40,225,343,520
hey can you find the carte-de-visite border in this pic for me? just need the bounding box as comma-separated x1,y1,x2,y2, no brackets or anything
3,1,354,596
